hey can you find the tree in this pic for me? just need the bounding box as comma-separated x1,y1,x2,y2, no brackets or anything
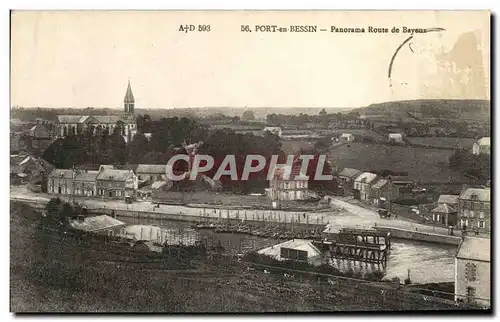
242,110,255,121
319,108,327,115
128,132,151,163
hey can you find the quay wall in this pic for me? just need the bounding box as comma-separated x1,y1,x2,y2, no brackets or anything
373,226,461,246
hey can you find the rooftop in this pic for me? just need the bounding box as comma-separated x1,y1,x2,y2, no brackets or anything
459,187,490,202
431,203,457,214
456,237,490,262
96,169,135,182
354,172,378,184
74,171,100,182
477,137,490,146
70,215,125,232
258,239,322,260
48,169,74,179
338,168,361,179
371,179,389,189
136,164,166,174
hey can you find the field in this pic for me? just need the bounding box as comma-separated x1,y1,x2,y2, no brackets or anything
406,137,476,150
328,143,472,184
10,202,467,312
281,139,315,155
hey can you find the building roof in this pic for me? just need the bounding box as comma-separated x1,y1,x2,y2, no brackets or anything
263,126,281,132
338,168,361,179
48,169,74,179
459,188,490,202
438,194,459,205
136,164,166,174
456,237,490,262
354,172,378,184
96,169,135,182
371,179,388,190
258,239,322,260
431,203,457,214
70,215,125,232
57,115,89,124
476,137,490,146
124,81,135,102
74,170,100,182
93,115,129,124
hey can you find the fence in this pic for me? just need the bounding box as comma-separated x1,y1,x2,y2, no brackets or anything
243,261,490,310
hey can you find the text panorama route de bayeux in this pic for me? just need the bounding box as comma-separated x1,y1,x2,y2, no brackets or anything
178,24,428,34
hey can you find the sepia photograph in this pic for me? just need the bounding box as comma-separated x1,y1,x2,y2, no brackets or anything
8,9,491,313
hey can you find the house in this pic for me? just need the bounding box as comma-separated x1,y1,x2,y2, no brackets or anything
48,169,75,195
389,175,414,194
388,133,404,143
339,133,355,142
73,170,100,197
136,164,166,182
96,168,138,199
370,178,398,206
458,187,490,233
11,153,54,185
472,137,490,155
263,126,283,138
430,203,458,226
10,132,28,153
353,172,378,201
258,239,323,265
455,237,490,307
265,161,311,205
337,168,362,189
29,123,51,140
55,81,137,143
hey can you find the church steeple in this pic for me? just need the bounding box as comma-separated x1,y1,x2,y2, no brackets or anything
124,80,135,115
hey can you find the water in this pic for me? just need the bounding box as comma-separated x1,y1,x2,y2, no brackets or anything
117,216,456,284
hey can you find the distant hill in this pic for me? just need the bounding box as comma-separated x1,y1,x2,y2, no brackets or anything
353,99,490,123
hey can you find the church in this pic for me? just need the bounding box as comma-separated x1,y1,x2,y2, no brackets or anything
55,81,138,143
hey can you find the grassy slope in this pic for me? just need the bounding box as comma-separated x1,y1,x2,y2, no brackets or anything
354,99,490,123
11,201,461,312
328,143,468,184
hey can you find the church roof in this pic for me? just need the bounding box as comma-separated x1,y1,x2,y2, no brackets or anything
124,81,135,103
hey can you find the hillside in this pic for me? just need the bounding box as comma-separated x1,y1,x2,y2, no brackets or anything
354,99,490,123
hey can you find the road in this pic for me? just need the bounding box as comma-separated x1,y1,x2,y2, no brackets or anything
324,197,461,237
10,185,460,237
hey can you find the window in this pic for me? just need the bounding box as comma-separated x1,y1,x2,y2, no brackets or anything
466,286,476,302
470,210,475,218
138,175,142,180
479,211,485,219
465,262,477,282
484,203,490,212
478,221,485,229
460,219,469,227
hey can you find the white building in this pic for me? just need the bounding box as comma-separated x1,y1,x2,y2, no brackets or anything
339,133,355,142
353,172,378,201
258,239,323,265
263,126,283,138
472,137,490,155
455,237,490,308
388,133,404,143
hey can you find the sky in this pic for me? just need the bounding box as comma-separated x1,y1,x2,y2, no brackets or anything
10,11,490,109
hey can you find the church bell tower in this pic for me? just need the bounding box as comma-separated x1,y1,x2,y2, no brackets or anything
124,80,135,115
